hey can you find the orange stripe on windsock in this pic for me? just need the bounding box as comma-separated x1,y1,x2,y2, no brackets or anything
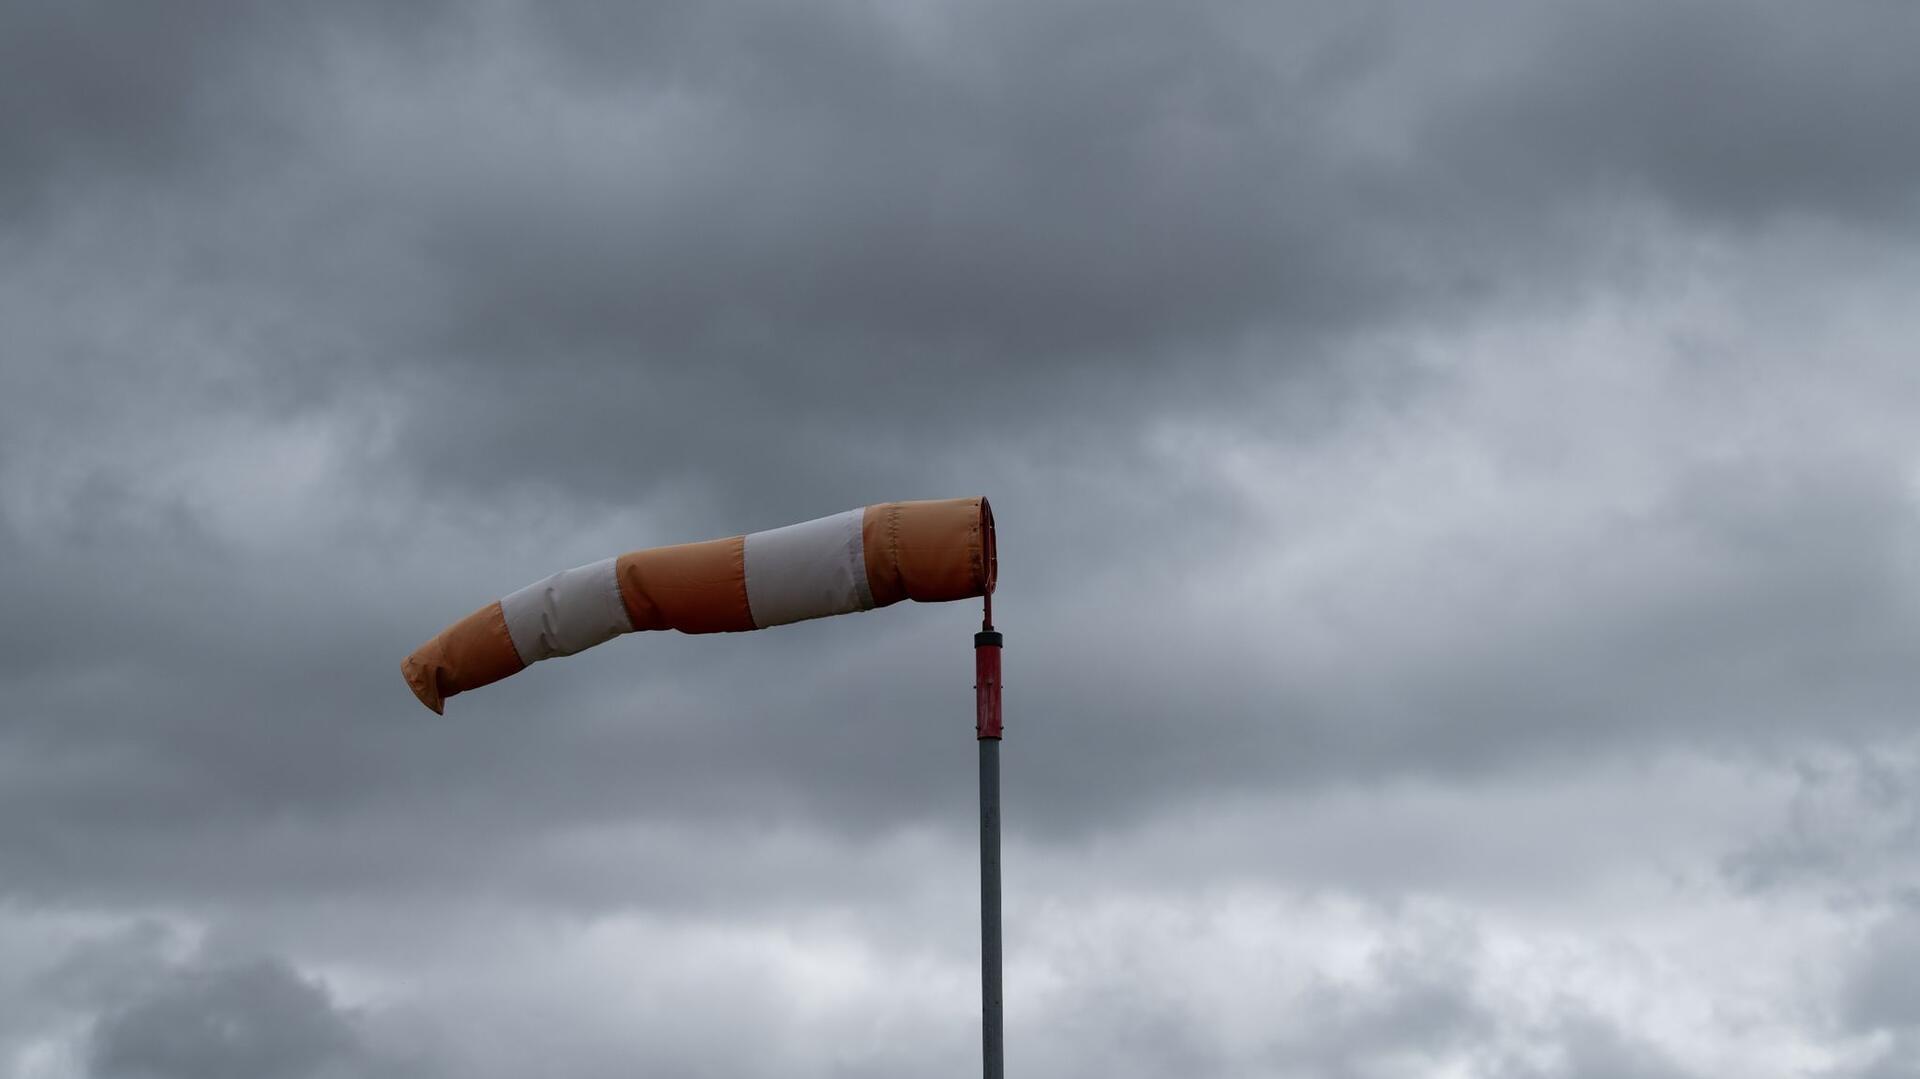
862,498,993,607
400,600,525,714
615,536,754,633
402,497,993,712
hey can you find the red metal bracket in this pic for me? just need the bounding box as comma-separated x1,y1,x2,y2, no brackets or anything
975,628,1003,740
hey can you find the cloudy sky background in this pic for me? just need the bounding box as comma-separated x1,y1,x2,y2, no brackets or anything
4,1,1920,1075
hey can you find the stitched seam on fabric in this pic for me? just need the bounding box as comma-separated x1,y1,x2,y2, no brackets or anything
889,506,901,597
849,511,874,609
495,600,533,667
606,563,635,634
733,535,754,629
972,506,983,590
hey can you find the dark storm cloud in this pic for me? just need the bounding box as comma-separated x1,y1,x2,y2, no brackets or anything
0,1,262,213
3,0,1919,899
1025,915,1705,1079
364,0,1920,519
443,0,1369,364
1427,1,1920,228
0,1,451,223
14,924,410,1079
1721,747,1920,899
1844,907,1920,1034
15,0,1919,513
1833,906,1920,1078
1542,1016,1701,1079
5,0,1920,1074
87,957,377,1079
382,0,1391,510
1266,948,1498,1078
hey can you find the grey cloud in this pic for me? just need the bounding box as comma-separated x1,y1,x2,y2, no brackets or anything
378,3,1393,508
1026,917,1704,1079
1845,908,1920,1035
1274,948,1498,1078
0,1,452,225
1829,909,1920,1078
1849,1040,1920,1079
1529,1015,1700,1079
0,1,260,215
5,0,1920,1074
88,956,378,1079
1426,1,1920,228
319,0,1920,519
10,926,414,1079
16,0,1919,519
1722,748,1920,899
9,346,1920,910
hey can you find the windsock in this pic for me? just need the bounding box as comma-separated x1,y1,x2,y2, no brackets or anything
402,497,996,713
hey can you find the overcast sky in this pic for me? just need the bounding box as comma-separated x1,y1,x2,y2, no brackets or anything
4,2,1920,1076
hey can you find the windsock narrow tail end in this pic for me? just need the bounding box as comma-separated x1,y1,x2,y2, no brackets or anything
401,600,525,714
401,655,444,714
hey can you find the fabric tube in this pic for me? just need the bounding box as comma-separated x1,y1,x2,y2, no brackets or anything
402,497,994,713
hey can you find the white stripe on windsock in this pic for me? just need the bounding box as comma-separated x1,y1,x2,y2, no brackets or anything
500,556,635,664
742,508,873,628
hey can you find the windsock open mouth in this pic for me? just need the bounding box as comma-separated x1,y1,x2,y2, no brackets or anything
980,496,997,597
402,496,996,713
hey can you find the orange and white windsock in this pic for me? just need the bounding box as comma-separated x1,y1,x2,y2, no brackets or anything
402,497,996,713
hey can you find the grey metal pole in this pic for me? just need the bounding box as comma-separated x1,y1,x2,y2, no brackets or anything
979,737,1003,1079
975,626,1004,1079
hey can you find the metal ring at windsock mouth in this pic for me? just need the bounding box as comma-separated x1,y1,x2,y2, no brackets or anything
980,496,997,595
